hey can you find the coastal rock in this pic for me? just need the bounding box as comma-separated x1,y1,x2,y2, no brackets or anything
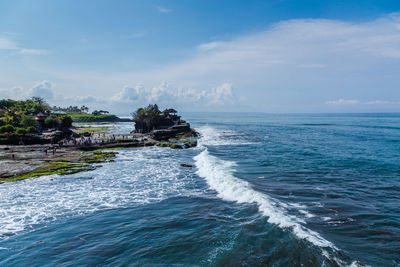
184,140,197,148
180,164,193,167
170,123,191,133
151,129,178,140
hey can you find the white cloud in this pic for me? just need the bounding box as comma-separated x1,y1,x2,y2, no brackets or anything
3,14,400,113
111,85,144,103
197,41,226,51
110,82,236,108
208,83,234,104
156,6,172,13
326,99,400,106
365,100,391,105
326,99,360,105
19,49,50,55
29,80,54,99
0,36,18,50
365,100,400,105
0,81,55,100
0,87,24,99
0,35,50,55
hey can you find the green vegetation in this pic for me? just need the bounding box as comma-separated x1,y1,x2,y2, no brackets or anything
59,115,73,129
0,150,117,182
95,147,133,151
16,128,27,134
27,126,36,133
45,114,59,128
157,142,183,149
69,113,120,122
82,151,117,163
0,125,15,133
91,110,109,116
143,139,183,149
132,104,161,133
74,126,110,133
0,97,50,114
52,105,89,113
1,162,95,182
0,97,72,135
21,114,39,128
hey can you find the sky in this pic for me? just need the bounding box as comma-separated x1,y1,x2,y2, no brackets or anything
0,0,400,114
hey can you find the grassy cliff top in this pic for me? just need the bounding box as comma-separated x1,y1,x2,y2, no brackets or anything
68,113,126,122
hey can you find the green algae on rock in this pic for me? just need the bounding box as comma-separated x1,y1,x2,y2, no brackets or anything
0,162,95,182
0,150,118,182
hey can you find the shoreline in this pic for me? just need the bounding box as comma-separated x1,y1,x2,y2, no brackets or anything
0,135,197,183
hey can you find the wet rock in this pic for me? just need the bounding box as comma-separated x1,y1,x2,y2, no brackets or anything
180,164,193,168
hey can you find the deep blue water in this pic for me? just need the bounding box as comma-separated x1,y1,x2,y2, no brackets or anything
1,113,400,266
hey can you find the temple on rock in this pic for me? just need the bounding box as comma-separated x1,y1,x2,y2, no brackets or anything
132,105,196,140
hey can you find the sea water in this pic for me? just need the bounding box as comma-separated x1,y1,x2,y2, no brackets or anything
0,113,399,266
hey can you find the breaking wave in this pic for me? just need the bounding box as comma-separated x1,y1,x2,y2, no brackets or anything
194,148,334,248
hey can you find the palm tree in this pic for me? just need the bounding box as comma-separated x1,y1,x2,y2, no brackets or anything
80,105,89,113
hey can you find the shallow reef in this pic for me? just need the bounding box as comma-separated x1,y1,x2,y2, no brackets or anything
0,151,117,182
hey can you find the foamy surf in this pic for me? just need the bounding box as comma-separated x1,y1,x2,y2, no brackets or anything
194,149,335,249
197,126,258,146
194,126,371,266
0,147,194,239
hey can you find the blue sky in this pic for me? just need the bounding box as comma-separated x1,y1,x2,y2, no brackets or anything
0,0,400,113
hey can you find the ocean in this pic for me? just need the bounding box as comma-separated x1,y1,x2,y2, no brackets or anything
0,113,399,266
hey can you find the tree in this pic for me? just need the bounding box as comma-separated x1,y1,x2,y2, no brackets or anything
20,115,38,128
16,128,27,134
0,124,15,133
80,105,89,113
44,115,59,128
132,104,161,133
58,115,72,129
92,110,109,115
28,97,50,113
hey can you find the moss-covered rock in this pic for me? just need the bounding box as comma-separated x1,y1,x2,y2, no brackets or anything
0,162,95,182
81,151,117,163
0,150,118,182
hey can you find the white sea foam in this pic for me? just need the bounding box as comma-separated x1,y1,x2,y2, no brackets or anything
299,209,316,218
194,126,335,249
0,147,196,239
194,149,335,249
197,126,258,146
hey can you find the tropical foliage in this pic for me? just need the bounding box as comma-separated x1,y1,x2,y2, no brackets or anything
132,104,162,133
52,105,89,113
92,110,109,116
0,97,73,134
0,97,50,114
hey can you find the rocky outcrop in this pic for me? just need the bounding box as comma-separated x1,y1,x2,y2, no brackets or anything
150,122,197,140
151,129,178,140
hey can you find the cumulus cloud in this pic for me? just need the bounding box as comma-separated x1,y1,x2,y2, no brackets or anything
0,87,24,100
29,80,54,99
110,82,236,108
208,83,234,104
111,85,144,103
3,14,400,112
0,80,55,100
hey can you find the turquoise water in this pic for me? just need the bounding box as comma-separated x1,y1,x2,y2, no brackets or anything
0,113,399,266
